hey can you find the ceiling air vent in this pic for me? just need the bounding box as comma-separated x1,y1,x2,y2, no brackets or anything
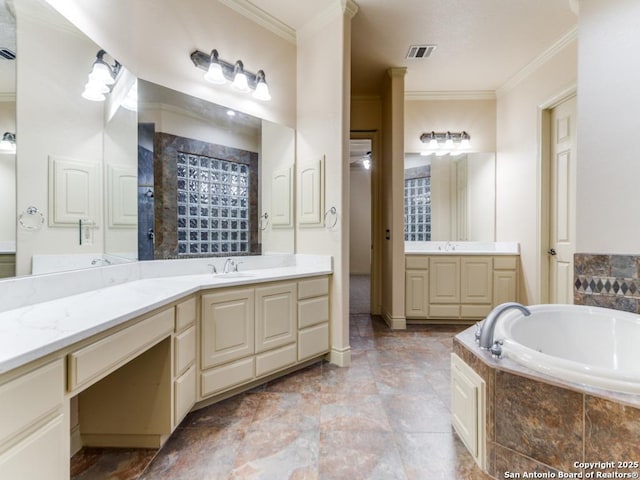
406,45,437,59
0,48,16,60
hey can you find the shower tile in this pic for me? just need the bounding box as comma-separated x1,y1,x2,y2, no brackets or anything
611,255,638,278
494,370,583,472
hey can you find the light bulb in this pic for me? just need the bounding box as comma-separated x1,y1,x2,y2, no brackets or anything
363,158,371,170
232,71,250,92
253,80,271,101
204,62,226,84
89,60,114,85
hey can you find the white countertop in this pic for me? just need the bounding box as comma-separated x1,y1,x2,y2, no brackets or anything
0,240,16,254
405,241,520,255
0,255,332,375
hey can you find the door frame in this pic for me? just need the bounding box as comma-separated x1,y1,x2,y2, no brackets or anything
538,85,576,304
350,130,381,315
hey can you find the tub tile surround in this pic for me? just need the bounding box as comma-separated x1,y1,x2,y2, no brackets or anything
454,327,640,479
0,254,331,374
574,253,640,312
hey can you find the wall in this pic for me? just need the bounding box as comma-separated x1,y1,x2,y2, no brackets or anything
45,0,297,129
296,1,357,366
405,99,496,154
16,0,105,275
380,68,407,329
0,101,15,244
495,40,577,303
349,166,371,274
575,0,640,253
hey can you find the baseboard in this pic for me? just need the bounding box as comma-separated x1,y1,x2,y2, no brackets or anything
81,432,168,449
329,346,351,367
383,311,406,330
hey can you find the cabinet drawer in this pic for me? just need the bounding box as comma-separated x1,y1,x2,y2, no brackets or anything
68,308,174,391
256,343,297,377
428,304,460,318
176,297,197,332
201,357,255,397
405,256,429,270
174,325,196,377
174,364,196,426
0,360,64,446
298,277,329,300
298,323,329,361
461,304,492,319
298,296,329,328
493,256,517,270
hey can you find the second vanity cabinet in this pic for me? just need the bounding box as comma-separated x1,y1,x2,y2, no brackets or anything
199,277,329,399
406,255,518,322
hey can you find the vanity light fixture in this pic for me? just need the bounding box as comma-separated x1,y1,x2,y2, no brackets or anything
81,50,121,102
191,49,271,101
0,132,16,153
419,131,471,155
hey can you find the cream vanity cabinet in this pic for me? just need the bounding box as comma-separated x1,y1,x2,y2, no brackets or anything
173,297,197,427
199,277,329,399
0,359,67,479
405,255,518,322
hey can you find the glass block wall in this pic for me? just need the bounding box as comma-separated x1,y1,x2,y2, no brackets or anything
404,176,431,241
176,152,250,255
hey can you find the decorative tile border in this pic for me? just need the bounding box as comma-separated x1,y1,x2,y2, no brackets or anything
574,253,640,313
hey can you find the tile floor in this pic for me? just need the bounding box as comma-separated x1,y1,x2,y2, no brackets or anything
71,276,491,479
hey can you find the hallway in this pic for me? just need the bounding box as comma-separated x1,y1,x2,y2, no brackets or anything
71,279,489,479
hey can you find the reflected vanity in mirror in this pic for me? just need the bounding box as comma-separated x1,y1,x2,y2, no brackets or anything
137,80,295,260
404,152,496,242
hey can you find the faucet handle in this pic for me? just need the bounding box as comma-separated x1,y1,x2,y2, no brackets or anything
474,322,482,343
234,261,244,272
208,263,217,274
489,339,503,359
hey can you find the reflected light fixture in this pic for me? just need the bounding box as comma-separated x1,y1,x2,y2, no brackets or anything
82,50,121,102
191,49,271,101
419,131,471,155
0,132,16,154
362,151,372,170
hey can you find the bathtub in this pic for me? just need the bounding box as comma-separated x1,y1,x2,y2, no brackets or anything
492,304,640,394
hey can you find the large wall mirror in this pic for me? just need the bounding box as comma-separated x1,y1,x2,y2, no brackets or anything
0,0,294,280
137,80,295,261
404,152,496,242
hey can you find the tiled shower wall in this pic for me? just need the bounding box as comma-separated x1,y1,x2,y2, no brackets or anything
574,253,640,312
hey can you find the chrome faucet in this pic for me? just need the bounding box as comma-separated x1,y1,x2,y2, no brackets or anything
222,258,235,274
477,302,531,356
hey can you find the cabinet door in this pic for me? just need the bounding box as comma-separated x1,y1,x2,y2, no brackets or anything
0,414,67,480
461,257,492,304
493,270,518,305
201,288,255,369
255,283,297,353
405,270,429,318
429,257,460,303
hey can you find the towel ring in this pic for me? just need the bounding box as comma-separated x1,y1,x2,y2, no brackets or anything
324,206,338,230
18,206,45,231
259,212,269,231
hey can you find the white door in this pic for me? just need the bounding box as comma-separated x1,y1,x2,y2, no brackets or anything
548,96,577,304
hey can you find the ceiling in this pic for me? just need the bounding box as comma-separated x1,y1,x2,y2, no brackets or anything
246,0,578,96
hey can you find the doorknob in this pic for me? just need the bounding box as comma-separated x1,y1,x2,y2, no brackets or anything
547,248,557,256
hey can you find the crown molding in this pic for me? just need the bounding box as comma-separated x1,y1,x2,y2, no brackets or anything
217,0,296,44
497,26,577,97
405,90,496,101
342,0,359,19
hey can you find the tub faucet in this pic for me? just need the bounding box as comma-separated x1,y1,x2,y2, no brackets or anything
477,302,531,354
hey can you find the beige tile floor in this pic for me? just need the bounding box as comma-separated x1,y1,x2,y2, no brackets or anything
71,276,491,480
